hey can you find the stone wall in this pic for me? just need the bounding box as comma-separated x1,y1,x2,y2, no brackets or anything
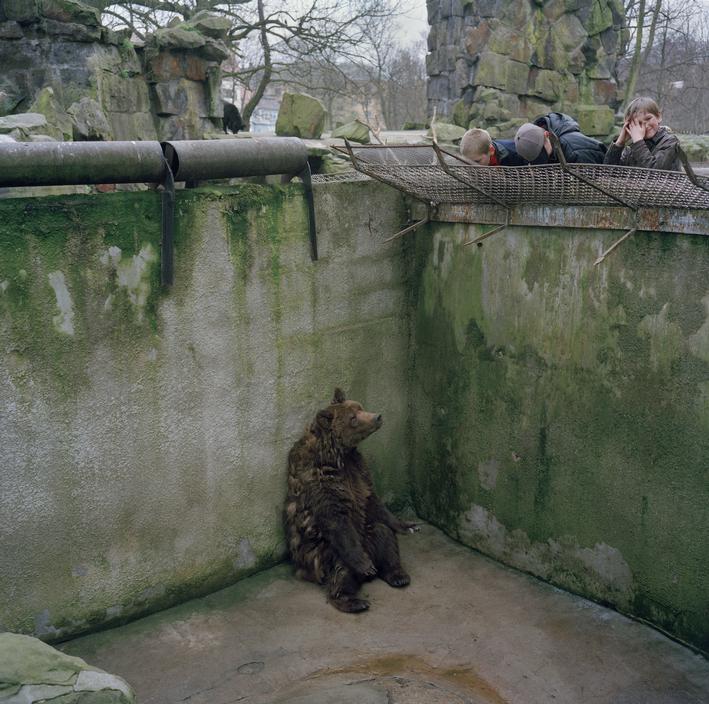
0,1,228,141
426,0,626,137
0,180,411,640
406,221,709,653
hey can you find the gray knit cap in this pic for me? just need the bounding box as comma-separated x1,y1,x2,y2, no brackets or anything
514,123,546,162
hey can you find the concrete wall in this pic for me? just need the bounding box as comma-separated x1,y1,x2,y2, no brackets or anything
0,180,410,640
406,222,709,653
3,179,709,655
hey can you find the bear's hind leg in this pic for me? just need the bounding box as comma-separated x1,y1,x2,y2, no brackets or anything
327,561,369,613
367,522,410,588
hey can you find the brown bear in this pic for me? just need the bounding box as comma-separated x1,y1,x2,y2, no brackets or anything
284,388,414,612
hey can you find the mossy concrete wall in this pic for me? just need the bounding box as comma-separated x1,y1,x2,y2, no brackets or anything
407,222,709,653
4,180,709,654
0,180,410,640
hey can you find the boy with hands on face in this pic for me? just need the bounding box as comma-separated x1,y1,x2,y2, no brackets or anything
604,97,680,171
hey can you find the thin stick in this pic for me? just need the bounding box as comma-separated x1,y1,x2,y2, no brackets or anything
463,222,507,246
355,118,384,145
594,228,637,266
383,216,430,243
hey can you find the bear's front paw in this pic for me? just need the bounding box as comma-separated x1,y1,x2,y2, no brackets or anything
383,570,410,588
353,557,377,578
329,596,370,613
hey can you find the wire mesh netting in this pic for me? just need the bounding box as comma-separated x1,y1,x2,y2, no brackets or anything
311,171,371,184
333,144,709,211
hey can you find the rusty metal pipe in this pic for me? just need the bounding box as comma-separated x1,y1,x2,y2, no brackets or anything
0,141,167,186
0,138,310,187
161,137,308,181
0,137,317,278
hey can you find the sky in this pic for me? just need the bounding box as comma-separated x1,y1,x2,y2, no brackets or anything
396,1,428,46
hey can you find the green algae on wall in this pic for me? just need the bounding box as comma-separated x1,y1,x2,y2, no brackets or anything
1,180,412,642
407,222,709,654
0,192,163,399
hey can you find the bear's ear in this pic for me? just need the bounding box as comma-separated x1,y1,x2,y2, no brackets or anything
316,409,333,430
332,387,346,404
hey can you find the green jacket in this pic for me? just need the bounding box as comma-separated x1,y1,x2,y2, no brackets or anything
604,126,680,171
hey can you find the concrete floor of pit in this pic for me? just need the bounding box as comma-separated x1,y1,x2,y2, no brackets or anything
61,524,709,704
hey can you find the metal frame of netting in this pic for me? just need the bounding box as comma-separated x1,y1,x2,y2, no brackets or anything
333,143,709,211
311,170,370,184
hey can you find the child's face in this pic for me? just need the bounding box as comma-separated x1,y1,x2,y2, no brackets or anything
464,148,491,166
630,110,661,139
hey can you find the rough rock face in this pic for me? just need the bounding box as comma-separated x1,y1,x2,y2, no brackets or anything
0,1,226,141
426,0,626,137
275,92,327,139
141,10,230,140
330,120,371,143
0,632,135,703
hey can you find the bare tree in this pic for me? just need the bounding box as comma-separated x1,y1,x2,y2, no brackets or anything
98,0,404,127
380,39,427,129
623,0,665,103
617,0,709,132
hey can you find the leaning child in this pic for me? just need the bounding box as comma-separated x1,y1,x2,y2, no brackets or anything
460,127,527,166
604,97,680,171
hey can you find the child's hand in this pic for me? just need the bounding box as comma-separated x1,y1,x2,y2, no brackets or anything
615,121,631,146
628,117,646,143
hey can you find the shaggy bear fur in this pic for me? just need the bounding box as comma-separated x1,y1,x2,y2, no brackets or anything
284,388,414,612
222,101,244,134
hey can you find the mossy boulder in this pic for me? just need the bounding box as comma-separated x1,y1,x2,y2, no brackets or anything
575,104,615,136
153,26,207,51
464,20,491,56
67,97,113,140
586,0,614,36
29,86,71,141
428,121,467,144
330,120,370,144
487,25,532,63
0,112,48,137
678,135,709,163
487,117,526,138
429,0,624,132
2,0,41,23
0,82,25,117
184,11,231,40
529,69,565,102
506,60,529,95
39,0,101,26
275,92,326,139
523,97,553,121
0,632,135,703
452,98,473,128
473,51,509,90
150,25,229,62
319,152,356,174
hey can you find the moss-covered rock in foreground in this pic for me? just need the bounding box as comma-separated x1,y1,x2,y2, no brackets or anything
0,632,134,703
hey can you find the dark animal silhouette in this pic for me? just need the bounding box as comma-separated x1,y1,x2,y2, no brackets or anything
285,388,414,612
222,101,244,134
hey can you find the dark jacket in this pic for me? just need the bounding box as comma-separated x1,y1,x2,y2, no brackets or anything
533,112,607,164
603,126,680,171
492,139,527,166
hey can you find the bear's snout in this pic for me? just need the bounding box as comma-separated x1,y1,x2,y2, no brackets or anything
375,414,383,428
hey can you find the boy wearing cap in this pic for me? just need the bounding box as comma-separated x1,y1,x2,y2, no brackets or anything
514,112,606,164
460,127,527,166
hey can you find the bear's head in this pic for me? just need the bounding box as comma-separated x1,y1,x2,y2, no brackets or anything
314,387,383,449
